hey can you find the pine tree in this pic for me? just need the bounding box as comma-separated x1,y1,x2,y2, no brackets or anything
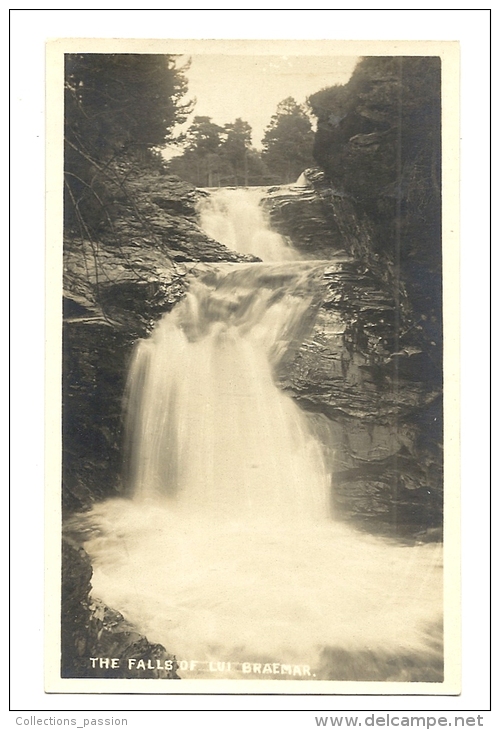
261,98,315,183
64,53,191,230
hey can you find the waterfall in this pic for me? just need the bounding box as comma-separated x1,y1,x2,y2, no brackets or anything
198,187,297,261
81,187,443,680
123,264,330,523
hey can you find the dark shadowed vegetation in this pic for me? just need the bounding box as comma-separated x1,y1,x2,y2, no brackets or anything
64,53,192,236
309,56,442,336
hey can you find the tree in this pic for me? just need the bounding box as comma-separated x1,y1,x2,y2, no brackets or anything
185,116,224,156
168,116,271,187
182,116,225,186
64,53,191,231
221,118,252,185
65,54,191,155
168,116,224,186
261,98,315,183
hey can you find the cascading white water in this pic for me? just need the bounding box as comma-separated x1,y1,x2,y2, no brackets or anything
81,188,443,680
198,187,297,261
123,264,330,522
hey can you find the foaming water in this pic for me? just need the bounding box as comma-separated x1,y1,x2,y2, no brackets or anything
78,188,443,681
198,187,297,261
82,501,442,679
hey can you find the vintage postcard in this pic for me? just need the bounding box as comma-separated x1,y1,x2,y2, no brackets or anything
45,38,460,694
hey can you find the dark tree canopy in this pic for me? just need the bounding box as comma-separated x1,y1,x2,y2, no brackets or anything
308,56,441,203
64,53,191,232
185,116,224,156
168,116,270,187
222,118,252,184
261,97,315,184
65,53,191,156
169,100,317,187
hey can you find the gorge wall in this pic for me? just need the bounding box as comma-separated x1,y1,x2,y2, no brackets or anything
308,56,442,348
264,169,442,537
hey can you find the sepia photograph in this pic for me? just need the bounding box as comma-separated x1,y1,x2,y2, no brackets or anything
45,38,461,695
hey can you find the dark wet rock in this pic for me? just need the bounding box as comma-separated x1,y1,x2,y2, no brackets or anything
63,239,188,335
263,180,348,258
309,57,442,342
62,238,188,511
264,169,400,291
274,257,442,538
62,319,131,511
61,538,179,679
280,259,440,420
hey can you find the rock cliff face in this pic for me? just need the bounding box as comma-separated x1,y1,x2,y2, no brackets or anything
308,57,442,346
264,167,442,537
263,183,348,258
277,255,442,536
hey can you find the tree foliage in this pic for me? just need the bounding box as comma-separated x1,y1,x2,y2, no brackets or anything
261,98,315,183
169,100,317,187
168,116,270,187
222,118,252,184
308,57,441,203
64,53,191,233
185,116,224,156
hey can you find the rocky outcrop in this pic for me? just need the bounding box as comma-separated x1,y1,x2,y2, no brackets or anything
263,179,348,258
275,255,442,538
308,57,442,340
259,167,443,538
61,538,179,679
265,169,406,290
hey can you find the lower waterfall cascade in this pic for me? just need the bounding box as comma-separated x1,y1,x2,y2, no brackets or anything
80,187,443,680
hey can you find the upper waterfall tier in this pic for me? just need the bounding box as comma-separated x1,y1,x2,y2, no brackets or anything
198,187,298,262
